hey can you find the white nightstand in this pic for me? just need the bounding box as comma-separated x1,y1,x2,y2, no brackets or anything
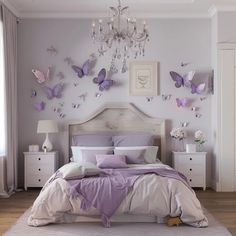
172,152,207,190
24,151,58,190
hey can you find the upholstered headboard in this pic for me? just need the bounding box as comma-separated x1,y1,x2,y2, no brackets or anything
67,103,166,163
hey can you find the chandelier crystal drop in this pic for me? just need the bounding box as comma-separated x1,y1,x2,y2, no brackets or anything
91,0,149,73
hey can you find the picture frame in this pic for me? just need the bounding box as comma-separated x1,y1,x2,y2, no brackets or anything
129,61,159,96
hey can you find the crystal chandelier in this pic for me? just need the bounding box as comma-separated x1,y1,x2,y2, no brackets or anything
91,0,149,73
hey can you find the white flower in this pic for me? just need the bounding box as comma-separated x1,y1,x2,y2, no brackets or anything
170,127,185,140
194,130,206,144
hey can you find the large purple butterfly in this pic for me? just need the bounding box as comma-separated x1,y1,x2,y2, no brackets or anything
33,101,45,111
42,83,64,100
72,60,90,78
176,98,188,108
170,71,195,88
191,83,206,94
93,68,114,91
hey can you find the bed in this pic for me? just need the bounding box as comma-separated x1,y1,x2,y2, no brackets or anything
28,103,208,228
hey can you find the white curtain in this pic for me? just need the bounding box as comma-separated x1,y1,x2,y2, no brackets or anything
1,5,18,196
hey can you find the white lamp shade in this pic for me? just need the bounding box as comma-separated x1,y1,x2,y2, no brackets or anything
37,120,58,134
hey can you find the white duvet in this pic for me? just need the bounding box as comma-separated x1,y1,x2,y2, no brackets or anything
28,163,208,227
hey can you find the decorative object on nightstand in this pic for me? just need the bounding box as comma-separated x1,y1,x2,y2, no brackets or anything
37,120,58,152
172,152,207,190
194,130,206,152
24,151,58,190
186,144,196,153
170,127,186,152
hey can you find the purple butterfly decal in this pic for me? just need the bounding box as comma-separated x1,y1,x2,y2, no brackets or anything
191,83,206,94
176,98,188,108
170,71,195,88
42,83,64,100
93,68,114,91
33,101,45,112
72,60,90,78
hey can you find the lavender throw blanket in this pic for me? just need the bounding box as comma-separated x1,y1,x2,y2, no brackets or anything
67,168,191,227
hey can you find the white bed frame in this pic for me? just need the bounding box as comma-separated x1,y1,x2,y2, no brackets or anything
66,102,167,223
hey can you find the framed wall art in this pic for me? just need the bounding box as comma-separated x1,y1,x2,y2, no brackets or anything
129,61,159,96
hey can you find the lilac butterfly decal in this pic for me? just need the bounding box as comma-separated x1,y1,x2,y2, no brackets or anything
33,101,45,112
42,83,64,100
176,98,188,108
32,67,51,84
170,71,195,88
93,68,114,91
191,83,206,94
72,60,90,78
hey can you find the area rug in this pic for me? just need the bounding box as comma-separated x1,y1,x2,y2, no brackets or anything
3,209,231,236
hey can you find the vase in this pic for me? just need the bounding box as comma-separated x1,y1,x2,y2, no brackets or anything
173,139,185,152
196,143,204,152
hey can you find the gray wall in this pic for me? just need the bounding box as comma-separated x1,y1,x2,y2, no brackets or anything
17,18,212,186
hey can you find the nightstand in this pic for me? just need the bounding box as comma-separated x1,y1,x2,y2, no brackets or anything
24,151,58,190
172,152,207,190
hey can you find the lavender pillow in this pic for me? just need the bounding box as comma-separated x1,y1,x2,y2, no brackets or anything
112,134,154,147
72,134,113,146
114,149,146,164
96,154,128,169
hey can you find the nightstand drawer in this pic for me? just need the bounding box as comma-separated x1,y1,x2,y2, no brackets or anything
187,175,204,187
26,163,54,175
177,155,204,165
26,175,51,187
177,165,203,176
25,155,55,165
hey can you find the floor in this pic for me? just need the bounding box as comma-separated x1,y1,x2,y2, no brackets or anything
0,189,236,235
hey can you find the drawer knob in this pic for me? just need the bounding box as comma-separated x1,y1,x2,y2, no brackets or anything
189,179,192,182
38,179,41,182
38,168,41,171
38,158,41,161
190,158,192,161
190,168,192,171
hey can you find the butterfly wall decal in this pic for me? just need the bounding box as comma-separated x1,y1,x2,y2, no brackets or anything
180,122,189,128
191,83,206,94
176,98,189,108
93,68,114,91
31,89,37,98
95,93,102,98
46,46,58,55
32,67,51,84
72,103,80,109
42,83,64,100
146,97,153,102
200,96,207,101
195,113,202,118
181,62,190,67
64,57,74,65
170,70,195,88
33,101,45,112
78,93,87,102
57,72,65,80
162,94,172,101
191,106,199,112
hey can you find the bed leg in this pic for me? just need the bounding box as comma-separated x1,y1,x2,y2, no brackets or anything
167,217,182,226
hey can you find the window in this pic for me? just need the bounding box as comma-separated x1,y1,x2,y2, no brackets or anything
0,19,6,156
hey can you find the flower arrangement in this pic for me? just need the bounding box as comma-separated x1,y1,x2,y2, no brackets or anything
170,127,185,140
194,130,206,145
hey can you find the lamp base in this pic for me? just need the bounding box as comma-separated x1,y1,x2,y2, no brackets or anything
42,133,53,152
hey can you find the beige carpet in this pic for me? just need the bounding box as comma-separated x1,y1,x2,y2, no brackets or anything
3,209,231,236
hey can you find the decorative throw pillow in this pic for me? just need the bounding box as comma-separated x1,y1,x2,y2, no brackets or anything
59,162,101,180
112,134,154,147
96,154,128,169
71,146,114,164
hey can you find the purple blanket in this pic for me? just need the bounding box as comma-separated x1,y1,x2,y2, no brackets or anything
67,167,191,227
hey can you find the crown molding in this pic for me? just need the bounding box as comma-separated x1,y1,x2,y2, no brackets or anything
18,11,209,19
208,4,236,17
0,0,20,16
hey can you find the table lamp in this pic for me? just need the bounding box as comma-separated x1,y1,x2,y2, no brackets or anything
37,120,58,152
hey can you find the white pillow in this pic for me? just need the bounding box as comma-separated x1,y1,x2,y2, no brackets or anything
71,146,114,164
114,146,159,164
59,162,101,180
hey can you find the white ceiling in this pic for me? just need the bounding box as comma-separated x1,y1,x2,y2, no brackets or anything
1,0,236,18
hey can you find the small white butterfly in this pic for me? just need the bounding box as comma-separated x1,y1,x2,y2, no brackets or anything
195,113,202,118
200,97,207,101
47,46,58,55
95,93,102,98
162,94,172,101
191,106,199,112
53,107,61,113
180,122,189,127
72,103,80,109
59,113,66,118
73,82,79,87
146,97,153,102
31,89,37,98
78,93,87,102
64,57,74,65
